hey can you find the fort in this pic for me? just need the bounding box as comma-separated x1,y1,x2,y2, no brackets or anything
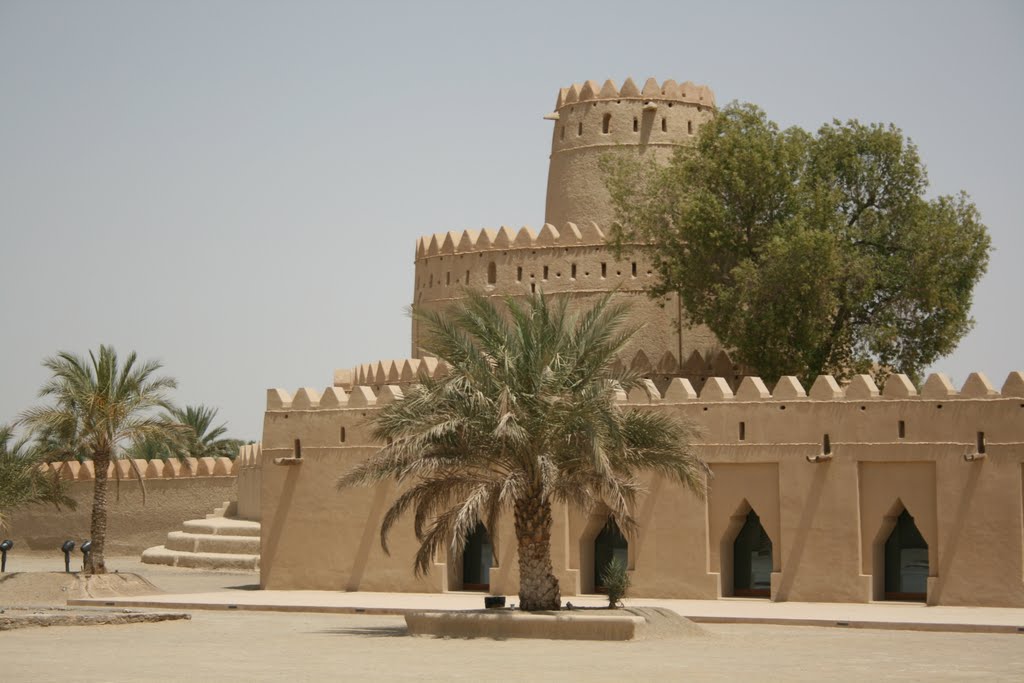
15,78,1012,609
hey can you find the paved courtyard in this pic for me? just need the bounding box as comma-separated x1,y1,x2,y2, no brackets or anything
2,609,1023,682
2,555,1023,681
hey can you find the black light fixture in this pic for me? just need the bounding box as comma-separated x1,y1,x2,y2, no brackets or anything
0,539,13,572
80,540,92,570
61,540,76,573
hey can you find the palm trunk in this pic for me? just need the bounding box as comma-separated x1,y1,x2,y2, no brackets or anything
87,451,109,574
513,494,561,611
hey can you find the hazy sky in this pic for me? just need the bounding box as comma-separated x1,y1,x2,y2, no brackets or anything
2,1,1021,439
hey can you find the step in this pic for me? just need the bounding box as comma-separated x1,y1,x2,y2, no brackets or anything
182,517,261,537
141,546,260,571
164,531,260,554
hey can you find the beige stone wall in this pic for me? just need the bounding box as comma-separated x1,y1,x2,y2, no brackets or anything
6,473,238,556
543,77,714,229
407,225,720,380
258,372,1024,607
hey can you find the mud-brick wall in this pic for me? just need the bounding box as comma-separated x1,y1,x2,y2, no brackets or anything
5,476,237,556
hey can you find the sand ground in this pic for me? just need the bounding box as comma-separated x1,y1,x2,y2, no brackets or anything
2,610,1023,682
2,556,1023,681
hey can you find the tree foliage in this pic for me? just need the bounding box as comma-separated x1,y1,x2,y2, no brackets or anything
19,346,181,573
0,425,76,530
337,291,708,611
604,103,991,384
127,404,244,461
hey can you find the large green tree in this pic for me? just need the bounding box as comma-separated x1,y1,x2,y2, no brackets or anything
338,291,708,611
19,346,180,573
0,425,76,530
604,103,991,385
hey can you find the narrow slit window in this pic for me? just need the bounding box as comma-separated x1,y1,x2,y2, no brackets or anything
601,262,607,278
429,273,433,288
822,434,831,455
571,263,577,279
633,117,638,132
465,270,470,283
631,262,637,277
340,427,346,443
293,439,302,459
977,431,986,454
577,122,583,136
602,113,611,134
446,272,450,286
543,265,549,280
688,120,693,135
487,262,497,285
661,117,667,132
530,282,536,293
898,420,906,439
560,126,565,141
739,422,746,441
517,266,523,282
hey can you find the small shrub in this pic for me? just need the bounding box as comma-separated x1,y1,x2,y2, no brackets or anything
601,557,631,608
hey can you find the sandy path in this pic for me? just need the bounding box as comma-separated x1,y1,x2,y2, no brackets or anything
2,610,1022,682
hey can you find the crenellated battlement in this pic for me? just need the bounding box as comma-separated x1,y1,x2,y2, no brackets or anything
39,456,241,481
415,222,611,261
553,78,715,110
268,371,1024,412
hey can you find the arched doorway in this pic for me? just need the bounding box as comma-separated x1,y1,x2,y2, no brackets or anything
594,519,628,593
461,523,493,591
884,509,928,601
733,509,772,598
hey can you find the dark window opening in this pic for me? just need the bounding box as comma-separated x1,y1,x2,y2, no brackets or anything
560,126,565,141
977,431,986,454
601,262,607,278
487,262,497,285
530,282,536,294
577,122,583,136
898,420,906,439
633,117,638,132
340,427,346,443
661,117,667,132
465,270,470,283
688,120,693,135
823,434,831,455
543,265,549,280
631,262,637,277
602,113,611,134
884,509,928,602
445,272,450,286
571,263,577,279
461,523,494,591
734,509,771,598
516,266,522,282
293,439,302,459
739,422,746,441
594,519,628,592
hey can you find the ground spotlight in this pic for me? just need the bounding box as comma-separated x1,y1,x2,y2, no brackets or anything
62,540,76,573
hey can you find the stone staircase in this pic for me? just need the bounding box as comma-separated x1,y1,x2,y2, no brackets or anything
141,502,260,571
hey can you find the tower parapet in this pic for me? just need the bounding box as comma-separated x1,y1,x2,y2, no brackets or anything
544,78,715,228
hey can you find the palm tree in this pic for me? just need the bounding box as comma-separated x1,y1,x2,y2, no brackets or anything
167,405,245,460
338,291,709,611
19,346,179,574
0,425,76,530
127,405,243,461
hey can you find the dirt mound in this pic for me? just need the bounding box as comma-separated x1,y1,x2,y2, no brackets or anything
621,606,709,640
0,572,163,607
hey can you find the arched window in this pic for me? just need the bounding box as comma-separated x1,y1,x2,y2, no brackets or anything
602,113,611,134
733,509,771,597
884,509,928,601
487,261,497,284
461,523,494,591
594,519,628,592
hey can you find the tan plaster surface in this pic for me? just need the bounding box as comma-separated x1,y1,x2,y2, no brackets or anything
2,610,1023,682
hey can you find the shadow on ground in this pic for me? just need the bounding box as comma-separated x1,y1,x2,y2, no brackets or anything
312,625,409,638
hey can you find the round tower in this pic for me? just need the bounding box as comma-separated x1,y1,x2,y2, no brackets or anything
544,77,715,228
